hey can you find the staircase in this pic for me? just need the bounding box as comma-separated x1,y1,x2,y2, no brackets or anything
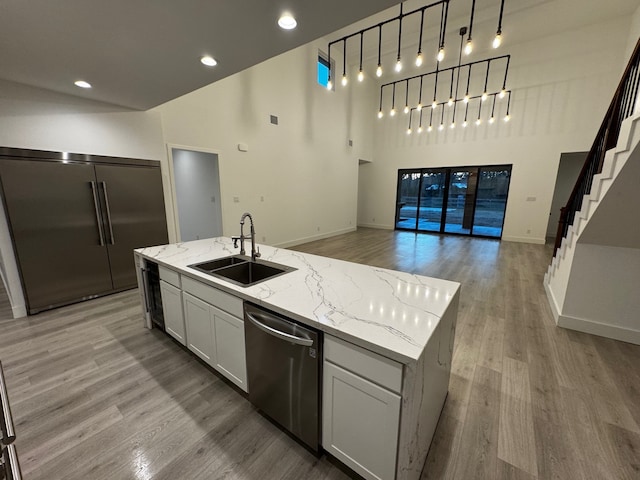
544,39,640,345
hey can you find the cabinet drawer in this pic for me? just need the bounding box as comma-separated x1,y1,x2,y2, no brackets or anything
325,336,403,394
159,265,181,288
182,276,243,318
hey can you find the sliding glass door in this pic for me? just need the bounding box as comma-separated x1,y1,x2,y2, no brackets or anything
395,165,511,238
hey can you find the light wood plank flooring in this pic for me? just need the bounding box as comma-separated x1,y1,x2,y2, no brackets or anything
1,228,639,479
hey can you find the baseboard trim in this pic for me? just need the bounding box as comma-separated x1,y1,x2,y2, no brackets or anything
274,227,357,248
12,303,27,319
502,235,546,245
557,313,640,346
356,223,394,230
543,280,560,323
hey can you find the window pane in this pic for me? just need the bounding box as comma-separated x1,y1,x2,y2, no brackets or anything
318,58,329,87
444,170,472,235
395,172,421,229
417,171,446,232
472,168,511,237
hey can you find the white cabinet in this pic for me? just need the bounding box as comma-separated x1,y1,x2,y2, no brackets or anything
160,280,186,345
183,292,215,366
323,336,403,480
211,306,247,391
182,277,248,393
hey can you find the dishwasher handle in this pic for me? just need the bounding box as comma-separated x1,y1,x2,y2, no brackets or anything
246,312,314,347
0,362,15,446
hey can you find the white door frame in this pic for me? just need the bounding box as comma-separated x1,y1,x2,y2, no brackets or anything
165,144,225,242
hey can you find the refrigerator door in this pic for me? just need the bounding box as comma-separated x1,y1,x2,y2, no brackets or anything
0,159,113,313
95,164,168,290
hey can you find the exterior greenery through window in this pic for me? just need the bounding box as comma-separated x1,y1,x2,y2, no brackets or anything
395,165,512,238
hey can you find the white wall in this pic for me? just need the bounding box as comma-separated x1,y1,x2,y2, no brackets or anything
358,17,631,243
154,40,374,247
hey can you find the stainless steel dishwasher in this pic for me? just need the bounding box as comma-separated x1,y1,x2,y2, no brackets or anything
244,302,322,452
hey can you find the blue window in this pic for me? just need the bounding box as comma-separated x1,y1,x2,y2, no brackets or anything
318,52,334,90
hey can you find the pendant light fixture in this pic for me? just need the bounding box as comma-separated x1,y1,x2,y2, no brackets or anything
465,0,476,55
407,109,412,134
437,2,448,62
432,68,439,109
489,94,497,123
428,108,434,132
358,32,364,82
482,59,491,101
396,3,403,73
476,97,482,125
378,88,384,118
463,101,469,127
341,40,348,86
390,83,397,116
439,106,445,130
376,25,383,77
417,76,424,110
416,9,425,67
404,80,410,114
418,110,424,133
464,64,471,103
493,0,505,48
504,90,511,121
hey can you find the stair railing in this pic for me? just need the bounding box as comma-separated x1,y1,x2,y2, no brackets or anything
554,37,640,256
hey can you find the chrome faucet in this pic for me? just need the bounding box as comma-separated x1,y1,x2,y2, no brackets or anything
232,212,261,261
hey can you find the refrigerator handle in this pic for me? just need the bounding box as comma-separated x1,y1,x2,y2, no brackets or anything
0,361,16,445
2,444,23,480
101,181,115,245
89,181,105,246
141,267,151,314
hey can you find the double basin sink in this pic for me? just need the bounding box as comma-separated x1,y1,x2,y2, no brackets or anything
188,255,296,287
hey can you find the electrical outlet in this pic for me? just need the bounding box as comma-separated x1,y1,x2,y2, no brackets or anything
233,196,239,203
262,236,266,242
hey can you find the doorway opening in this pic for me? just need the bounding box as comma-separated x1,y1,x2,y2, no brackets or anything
395,165,512,238
171,148,223,241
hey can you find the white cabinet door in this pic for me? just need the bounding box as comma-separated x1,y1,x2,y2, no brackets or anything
211,306,248,392
183,292,216,367
323,361,401,480
160,280,186,345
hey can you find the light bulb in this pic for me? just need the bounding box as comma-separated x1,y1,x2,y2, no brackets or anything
438,123,444,131
376,65,383,77
499,88,506,99
418,126,423,133
358,70,364,82
432,100,438,109
403,105,410,114
463,121,468,128
464,40,473,55
464,94,470,103
493,33,502,49
378,110,383,119
417,103,423,111
395,59,402,72
341,75,348,87
475,118,481,125
481,92,488,101
428,125,433,132
448,97,454,107
327,80,332,90
415,53,423,67
437,47,445,62
450,122,456,129
489,116,495,124
504,114,511,122
407,128,412,135
390,108,396,117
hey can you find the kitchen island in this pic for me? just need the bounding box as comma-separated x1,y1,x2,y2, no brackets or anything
135,237,460,480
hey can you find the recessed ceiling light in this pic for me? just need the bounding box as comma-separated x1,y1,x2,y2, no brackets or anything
74,80,91,89
278,13,297,30
201,56,217,67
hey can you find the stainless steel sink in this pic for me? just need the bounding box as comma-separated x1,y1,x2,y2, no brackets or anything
191,255,248,272
188,256,296,287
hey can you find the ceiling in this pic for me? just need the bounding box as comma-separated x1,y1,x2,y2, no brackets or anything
0,0,399,110
1,0,638,111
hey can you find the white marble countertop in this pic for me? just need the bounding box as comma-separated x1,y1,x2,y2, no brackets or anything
135,237,460,364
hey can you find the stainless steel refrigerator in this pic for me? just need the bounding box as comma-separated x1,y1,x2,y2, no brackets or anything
0,156,168,314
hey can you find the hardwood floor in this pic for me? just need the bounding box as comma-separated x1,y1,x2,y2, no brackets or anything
1,228,639,479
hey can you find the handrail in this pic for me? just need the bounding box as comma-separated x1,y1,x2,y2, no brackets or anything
554,37,640,256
